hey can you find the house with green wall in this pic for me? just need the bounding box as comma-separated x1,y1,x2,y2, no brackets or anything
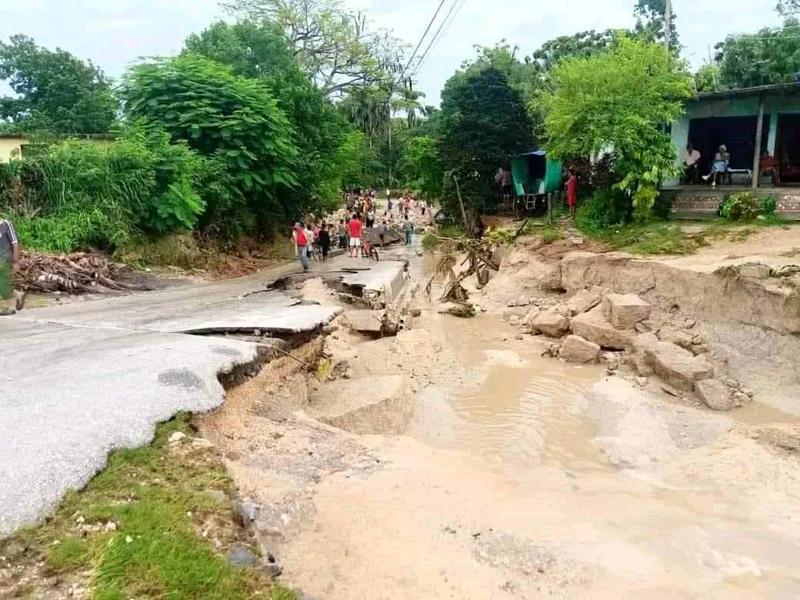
664,82,800,219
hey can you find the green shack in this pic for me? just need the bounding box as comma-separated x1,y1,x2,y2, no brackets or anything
510,150,563,209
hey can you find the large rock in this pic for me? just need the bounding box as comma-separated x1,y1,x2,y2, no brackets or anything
559,335,600,363
657,327,694,351
530,310,570,338
602,294,652,330
522,306,541,326
571,306,632,350
695,379,738,411
644,342,714,392
566,288,602,316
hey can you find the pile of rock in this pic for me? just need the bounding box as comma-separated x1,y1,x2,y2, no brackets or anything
511,288,753,412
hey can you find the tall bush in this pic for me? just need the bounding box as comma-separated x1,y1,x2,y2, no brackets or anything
121,54,299,234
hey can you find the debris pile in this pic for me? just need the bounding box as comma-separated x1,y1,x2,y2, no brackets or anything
14,251,150,294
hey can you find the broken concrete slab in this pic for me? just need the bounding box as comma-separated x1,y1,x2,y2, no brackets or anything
559,335,600,364
530,310,570,337
601,293,652,330
306,375,413,435
571,306,632,350
645,342,714,392
344,310,384,334
0,319,260,538
340,261,406,304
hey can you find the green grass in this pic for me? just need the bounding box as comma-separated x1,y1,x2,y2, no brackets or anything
2,414,293,599
584,222,697,255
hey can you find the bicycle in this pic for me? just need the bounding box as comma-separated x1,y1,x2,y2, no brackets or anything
309,243,322,262
360,239,380,261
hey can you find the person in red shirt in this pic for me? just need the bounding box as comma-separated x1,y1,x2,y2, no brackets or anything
565,169,578,219
347,213,362,258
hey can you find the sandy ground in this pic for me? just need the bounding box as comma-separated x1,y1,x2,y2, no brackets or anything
199,206,800,599
659,224,800,272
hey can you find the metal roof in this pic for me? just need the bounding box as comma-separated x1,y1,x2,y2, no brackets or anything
696,81,800,101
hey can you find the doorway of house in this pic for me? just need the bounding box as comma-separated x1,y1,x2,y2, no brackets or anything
688,115,770,176
777,113,800,184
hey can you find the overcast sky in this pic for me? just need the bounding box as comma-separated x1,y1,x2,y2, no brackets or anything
0,0,787,105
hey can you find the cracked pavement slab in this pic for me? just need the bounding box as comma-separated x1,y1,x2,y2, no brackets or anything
0,272,342,538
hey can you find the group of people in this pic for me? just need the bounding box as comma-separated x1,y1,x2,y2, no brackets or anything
682,142,737,187
292,191,420,271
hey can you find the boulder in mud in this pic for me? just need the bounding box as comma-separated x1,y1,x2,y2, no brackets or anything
736,263,771,280
566,288,602,316
530,310,570,338
438,302,477,318
522,306,541,326
571,306,632,350
657,327,694,351
644,342,714,392
602,294,652,330
695,379,740,411
559,335,600,363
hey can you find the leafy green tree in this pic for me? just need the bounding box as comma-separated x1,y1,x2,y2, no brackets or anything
531,31,618,74
439,67,533,215
0,35,117,134
713,19,800,89
223,0,397,97
121,54,299,233
777,0,799,15
400,135,444,199
186,20,351,209
634,0,679,49
694,63,722,92
543,37,692,218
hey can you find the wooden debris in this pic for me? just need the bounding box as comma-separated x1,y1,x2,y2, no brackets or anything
14,251,150,294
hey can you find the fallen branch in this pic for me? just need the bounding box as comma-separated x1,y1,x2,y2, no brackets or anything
14,251,151,295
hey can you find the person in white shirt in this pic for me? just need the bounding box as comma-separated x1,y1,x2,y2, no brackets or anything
682,143,701,185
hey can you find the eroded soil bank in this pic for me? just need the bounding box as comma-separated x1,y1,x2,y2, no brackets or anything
200,231,800,599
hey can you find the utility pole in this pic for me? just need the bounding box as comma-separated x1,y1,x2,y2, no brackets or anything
664,0,672,51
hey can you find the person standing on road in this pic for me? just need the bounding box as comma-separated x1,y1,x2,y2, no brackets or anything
378,219,389,249
318,223,331,263
337,219,347,249
292,222,310,272
347,213,362,258
403,215,414,246
565,169,578,220
0,218,21,316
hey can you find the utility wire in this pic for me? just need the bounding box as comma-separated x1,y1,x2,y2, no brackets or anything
400,0,449,81
411,0,466,78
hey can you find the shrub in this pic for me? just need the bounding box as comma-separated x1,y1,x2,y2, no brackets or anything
575,188,632,233
760,196,777,217
719,192,760,221
12,208,131,253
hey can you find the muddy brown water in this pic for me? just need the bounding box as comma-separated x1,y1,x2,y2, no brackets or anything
408,312,608,471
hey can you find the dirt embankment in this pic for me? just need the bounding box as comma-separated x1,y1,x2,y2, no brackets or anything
480,237,800,415
196,227,800,599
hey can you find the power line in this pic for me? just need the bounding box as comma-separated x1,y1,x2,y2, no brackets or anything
400,0,449,81
411,0,466,78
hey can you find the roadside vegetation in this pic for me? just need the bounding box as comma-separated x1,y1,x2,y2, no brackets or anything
0,414,295,599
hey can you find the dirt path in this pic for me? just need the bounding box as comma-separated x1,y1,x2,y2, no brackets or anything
199,209,800,598
658,224,800,272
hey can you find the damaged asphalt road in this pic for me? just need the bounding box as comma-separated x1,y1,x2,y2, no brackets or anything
0,266,342,538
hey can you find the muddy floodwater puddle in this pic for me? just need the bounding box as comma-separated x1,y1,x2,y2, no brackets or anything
407,311,608,470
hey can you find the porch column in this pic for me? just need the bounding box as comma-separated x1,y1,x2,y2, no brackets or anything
752,94,765,190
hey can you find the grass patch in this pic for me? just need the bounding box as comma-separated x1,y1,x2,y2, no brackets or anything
422,224,464,250
540,225,566,245
1,414,290,599
584,222,696,255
